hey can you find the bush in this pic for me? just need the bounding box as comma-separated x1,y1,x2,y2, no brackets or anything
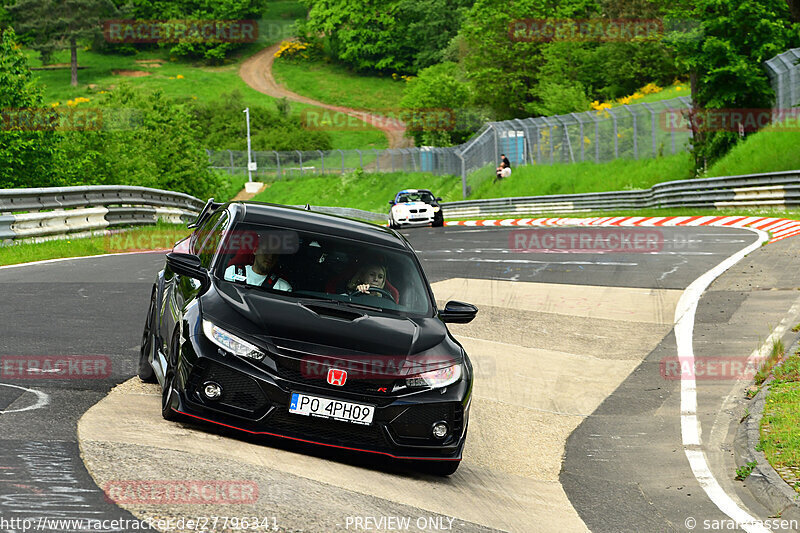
0,28,64,188
56,85,221,199
188,91,332,152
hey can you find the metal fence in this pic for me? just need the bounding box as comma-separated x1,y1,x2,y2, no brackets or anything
766,48,800,111
207,97,694,197
207,48,800,199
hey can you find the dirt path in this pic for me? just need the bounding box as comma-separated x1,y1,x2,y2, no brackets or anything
239,43,413,150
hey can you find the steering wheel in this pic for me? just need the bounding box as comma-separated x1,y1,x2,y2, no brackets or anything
348,287,394,300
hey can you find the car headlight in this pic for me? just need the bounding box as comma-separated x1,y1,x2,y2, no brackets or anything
202,320,265,361
406,364,462,389
432,206,440,212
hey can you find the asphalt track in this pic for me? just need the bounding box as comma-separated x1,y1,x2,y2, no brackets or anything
1,225,798,532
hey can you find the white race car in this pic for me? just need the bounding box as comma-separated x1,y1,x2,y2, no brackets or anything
388,189,444,229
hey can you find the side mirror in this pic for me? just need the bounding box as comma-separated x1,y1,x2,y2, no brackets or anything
438,301,478,324
389,200,395,205
436,197,442,202
166,253,210,291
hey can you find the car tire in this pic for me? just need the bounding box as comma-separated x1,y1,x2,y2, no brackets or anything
138,288,157,383
432,216,444,228
161,329,182,421
427,460,460,476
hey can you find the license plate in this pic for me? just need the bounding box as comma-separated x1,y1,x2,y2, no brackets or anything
289,393,375,425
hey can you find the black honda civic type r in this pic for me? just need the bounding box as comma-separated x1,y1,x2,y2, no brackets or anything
139,200,478,475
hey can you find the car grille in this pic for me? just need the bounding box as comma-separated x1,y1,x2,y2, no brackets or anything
389,403,463,444
267,409,388,449
273,357,397,396
189,361,270,415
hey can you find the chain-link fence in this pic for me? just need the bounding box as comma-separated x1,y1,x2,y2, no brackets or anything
766,48,800,111
207,48,800,198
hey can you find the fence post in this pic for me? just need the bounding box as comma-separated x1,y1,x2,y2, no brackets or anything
296,150,304,176
624,105,637,159
456,150,467,199
275,151,281,179
228,149,234,175
571,113,585,162
490,123,499,167
642,103,657,157
554,115,574,163
339,150,345,173
609,108,619,158
374,149,380,172
356,149,363,169
318,150,324,174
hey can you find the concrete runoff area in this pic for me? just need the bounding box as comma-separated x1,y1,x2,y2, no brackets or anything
78,279,682,532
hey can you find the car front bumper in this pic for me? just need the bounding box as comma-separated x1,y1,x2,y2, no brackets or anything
168,336,471,461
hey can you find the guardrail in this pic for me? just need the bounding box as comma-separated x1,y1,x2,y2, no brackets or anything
0,186,388,243
440,170,800,218
0,185,204,242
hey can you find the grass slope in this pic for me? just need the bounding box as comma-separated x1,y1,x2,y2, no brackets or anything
0,224,189,267
707,124,800,178
251,171,462,213
469,153,694,199
272,58,407,111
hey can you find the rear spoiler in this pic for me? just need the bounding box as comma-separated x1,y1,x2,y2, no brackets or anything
188,198,224,229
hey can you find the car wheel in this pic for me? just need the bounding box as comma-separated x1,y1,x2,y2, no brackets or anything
161,329,181,421
138,288,157,383
427,460,460,476
432,216,444,228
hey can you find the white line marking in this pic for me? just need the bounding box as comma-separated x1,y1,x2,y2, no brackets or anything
0,250,166,271
675,227,770,533
0,383,50,414
428,258,638,266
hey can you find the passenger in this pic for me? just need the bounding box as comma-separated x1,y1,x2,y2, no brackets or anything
224,236,292,291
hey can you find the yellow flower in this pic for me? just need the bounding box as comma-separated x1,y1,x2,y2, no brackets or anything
176,74,184,79
191,95,197,100
676,86,683,91
50,102,60,107
640,82,662,95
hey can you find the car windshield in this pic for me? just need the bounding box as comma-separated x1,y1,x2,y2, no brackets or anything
396,191,435,204
213,222,433,316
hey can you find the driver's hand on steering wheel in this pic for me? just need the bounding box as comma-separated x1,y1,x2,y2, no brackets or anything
357,283,382,296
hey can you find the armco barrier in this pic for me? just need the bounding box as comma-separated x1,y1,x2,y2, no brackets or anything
441,170,800,218
0,185,204,242
0,186,386,243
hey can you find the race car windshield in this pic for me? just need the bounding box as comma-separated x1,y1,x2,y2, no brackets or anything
214,222,433,316
397,191,435,204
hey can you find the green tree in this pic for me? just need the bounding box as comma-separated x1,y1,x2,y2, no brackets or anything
664,0,800,170
399,61,482,146
300,0,473,73
57,85,221,199
188,91,332,151
456,0,599,119
0,28,63,188
7,0,117,86
129,0,265,62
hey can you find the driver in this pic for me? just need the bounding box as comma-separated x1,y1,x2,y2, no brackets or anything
346,263,386,297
